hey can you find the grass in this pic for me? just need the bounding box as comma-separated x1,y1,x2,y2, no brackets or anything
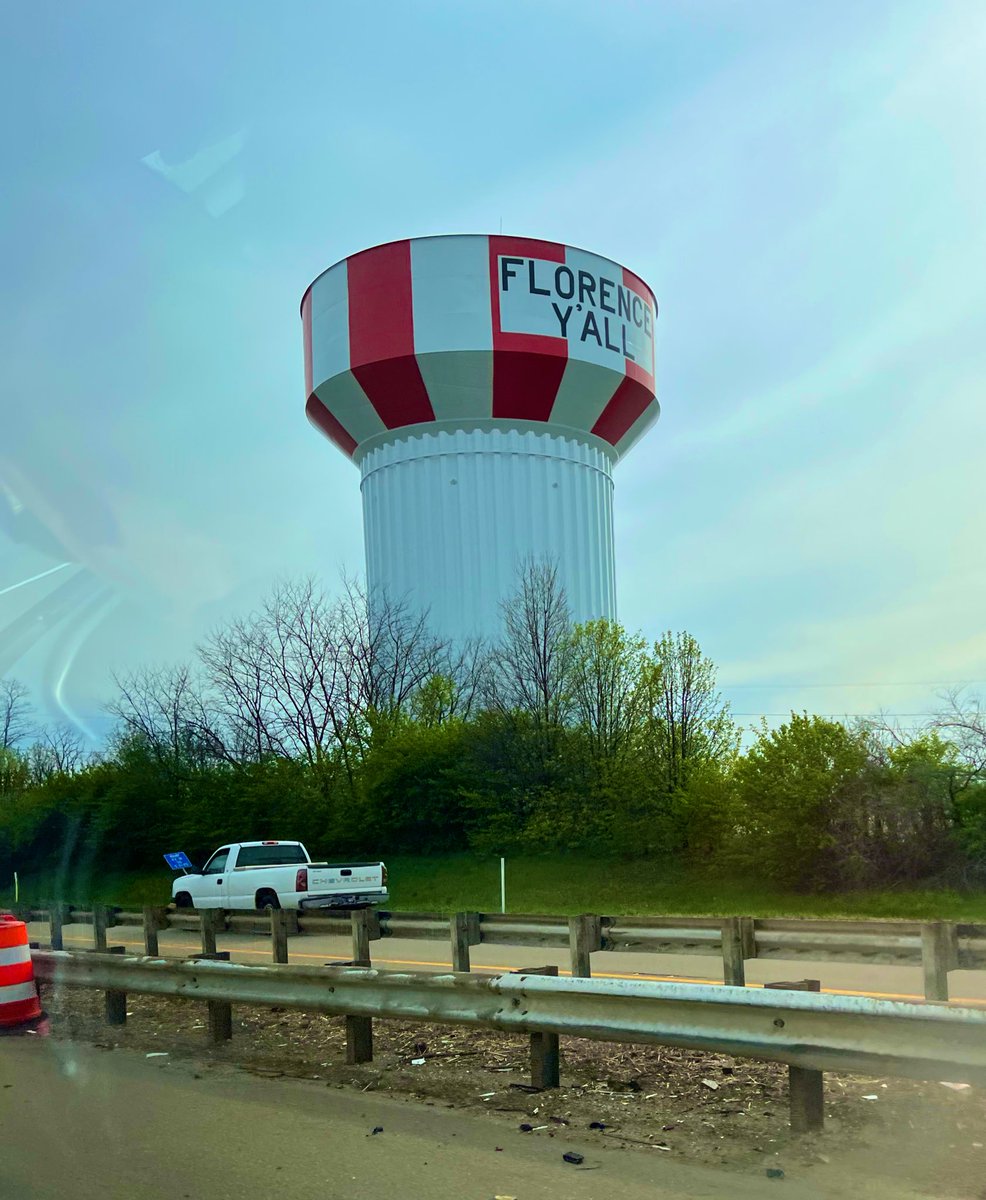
4,854,986,921
0,868,171,909
383,855,986,920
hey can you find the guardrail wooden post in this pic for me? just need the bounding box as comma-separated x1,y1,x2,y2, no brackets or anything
142,907,169,957
765,979,824,1132
721,917,754,987
515,965,561,1089
345,1011,373,1064
271,908,290,965
568,914,602,978
450,912,481,972
922,921,958,1002
187,950,233,1042
208,995,233,1042
199,909,223,956
49,903,66,951
350,908,380,967
104,945,128,1025
345,909,379,1064
92,905,110,953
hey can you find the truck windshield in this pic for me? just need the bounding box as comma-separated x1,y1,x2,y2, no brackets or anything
202,849,229,875
235,845,307,867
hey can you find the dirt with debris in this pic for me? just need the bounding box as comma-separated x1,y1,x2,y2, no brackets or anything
40,984,986,1196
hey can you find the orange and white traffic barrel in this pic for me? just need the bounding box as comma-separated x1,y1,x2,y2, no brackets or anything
0,913,45,1034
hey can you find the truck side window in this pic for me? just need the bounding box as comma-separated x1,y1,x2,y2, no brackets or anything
203,849,230,875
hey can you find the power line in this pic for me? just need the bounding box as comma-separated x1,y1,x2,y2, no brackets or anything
722,680,986,690
734,705,940,715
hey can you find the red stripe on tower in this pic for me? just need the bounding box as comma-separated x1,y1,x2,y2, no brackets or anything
489,236,567,421
348,240,435,429
621,265,656,307
306,394,358,458
591,374,654,447
301,290,313,398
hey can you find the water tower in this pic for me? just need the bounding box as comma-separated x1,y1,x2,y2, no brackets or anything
301,235,659,643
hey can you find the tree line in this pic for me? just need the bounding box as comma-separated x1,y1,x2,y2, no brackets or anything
2,564,985,893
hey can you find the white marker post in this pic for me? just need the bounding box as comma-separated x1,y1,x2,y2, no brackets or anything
13,871,18,904
500,857,506,914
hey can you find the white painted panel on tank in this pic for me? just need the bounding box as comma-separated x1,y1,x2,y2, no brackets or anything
315,373,385,445
415,350,493,422
411,235,492,354
360,428,616,644
310,261,351,383
496,249,652,377
562,247,638,371
549,357,620,432
619,293,656,377
496,255,565,339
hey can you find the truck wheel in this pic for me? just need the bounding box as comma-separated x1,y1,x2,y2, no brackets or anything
174,892,193,909
256,889,280,912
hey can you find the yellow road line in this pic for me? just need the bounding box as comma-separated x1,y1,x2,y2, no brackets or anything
53,934,986,1006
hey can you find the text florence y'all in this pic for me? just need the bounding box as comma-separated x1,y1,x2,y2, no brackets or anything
499,256,653,361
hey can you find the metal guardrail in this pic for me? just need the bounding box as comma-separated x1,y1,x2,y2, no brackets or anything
16,904,977,1001
31,948,986,1136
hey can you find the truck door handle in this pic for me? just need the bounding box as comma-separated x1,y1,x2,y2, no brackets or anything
217,879,223,885
341,869,352,877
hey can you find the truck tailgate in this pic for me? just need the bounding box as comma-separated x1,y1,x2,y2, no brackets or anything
308,864,383,892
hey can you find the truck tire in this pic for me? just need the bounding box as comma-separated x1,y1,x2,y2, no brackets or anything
256,889,280,912
174,892,193,909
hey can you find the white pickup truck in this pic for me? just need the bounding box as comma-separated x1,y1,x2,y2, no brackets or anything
170,841,388,912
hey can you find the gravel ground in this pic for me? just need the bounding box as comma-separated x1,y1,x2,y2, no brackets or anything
39,984,986,1195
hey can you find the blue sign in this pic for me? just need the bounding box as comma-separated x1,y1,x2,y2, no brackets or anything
163,851,193,871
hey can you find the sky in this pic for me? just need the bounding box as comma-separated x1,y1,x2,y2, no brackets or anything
1,0,984,742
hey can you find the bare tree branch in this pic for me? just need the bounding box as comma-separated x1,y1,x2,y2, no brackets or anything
489,558,574,764
0,678,34,749
28,724,93,782
107,664,225,776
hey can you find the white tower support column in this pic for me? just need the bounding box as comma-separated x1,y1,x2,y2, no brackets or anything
358,425,616,643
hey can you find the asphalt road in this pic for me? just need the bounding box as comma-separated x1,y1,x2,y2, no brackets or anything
26,921,986,1004
0,1039,899,1200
